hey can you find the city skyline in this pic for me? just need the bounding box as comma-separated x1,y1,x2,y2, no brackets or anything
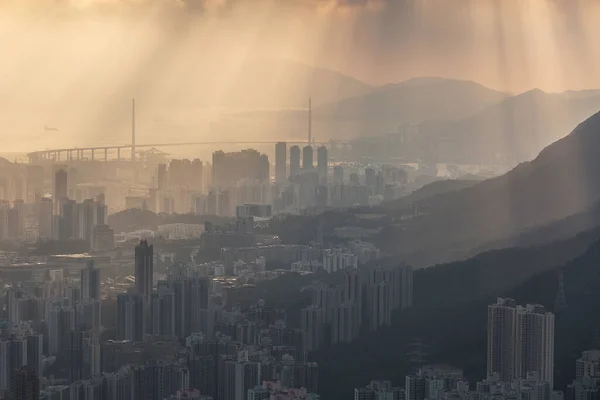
1,2,600,399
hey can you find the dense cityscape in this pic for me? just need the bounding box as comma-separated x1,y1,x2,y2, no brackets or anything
0,135,418,400
1,122,597,400
5,1,600,400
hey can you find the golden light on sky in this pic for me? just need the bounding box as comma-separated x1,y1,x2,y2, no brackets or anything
1,0,600,151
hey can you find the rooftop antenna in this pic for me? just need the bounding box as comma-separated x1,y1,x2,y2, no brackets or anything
131,98,136,161
308,97,312,145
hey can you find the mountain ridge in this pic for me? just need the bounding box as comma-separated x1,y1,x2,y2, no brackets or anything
376,110,600,267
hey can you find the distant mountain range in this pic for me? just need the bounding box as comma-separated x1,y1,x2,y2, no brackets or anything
211,58,374,109
313,77,510,123
424,88,600,162
377,110,600,266
222,68,600,162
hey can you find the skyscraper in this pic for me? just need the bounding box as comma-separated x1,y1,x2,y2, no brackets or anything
275,142,287,184
135,240,154,302
81,260,100,301
515,304,554,385
53,166,68,214
26,165,44,203
116,292,145,341
303,146,313,171
487,297,517,382
192,159,203,191
212,149,269,187
9,367,39,400
317,146,328,184
333,165,344,185
487,298,555,385
344,269,362,337
26,335,43,380
259,154,270,182
38,198,53,240
48,306,75,356
290,146,301,178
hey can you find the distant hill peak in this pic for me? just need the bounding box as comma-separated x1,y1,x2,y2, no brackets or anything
379,77,507,94
515,88,550,98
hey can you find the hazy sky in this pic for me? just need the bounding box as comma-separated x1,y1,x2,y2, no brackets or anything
2,0,600,151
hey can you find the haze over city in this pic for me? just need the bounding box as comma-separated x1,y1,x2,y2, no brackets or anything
3,0,600,151
4,2,600,400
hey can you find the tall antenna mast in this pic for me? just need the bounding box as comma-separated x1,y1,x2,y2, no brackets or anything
131,98,136,161
308,97,312,145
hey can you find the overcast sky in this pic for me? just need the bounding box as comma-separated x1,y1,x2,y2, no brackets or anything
1,0,599,150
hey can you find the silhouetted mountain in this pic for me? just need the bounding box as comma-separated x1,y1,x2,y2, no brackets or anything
316,237,600,400
377,111,600,266
218,59,373,109
472,200,600,255
386,179,480,210
426,89,600,162
224,76,600,161
315,77,509,124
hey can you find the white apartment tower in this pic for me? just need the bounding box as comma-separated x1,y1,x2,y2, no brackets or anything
515,304,555,385
487,298,554,386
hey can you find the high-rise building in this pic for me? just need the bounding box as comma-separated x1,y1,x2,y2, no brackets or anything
487,298,555,385
104,366,135,400
192,159,203,191
275,142,287,184
26,335,43,380
344,269,362,337
9,367,39,400
136,361,190,400
92,224,115,251
576,350,600,379
81,260,100,301
300,305,325,352
58,199,76,240
76,299,101,332
290,146,301,178
8,200,25,239
74,198,96,242
515,304,555,385
48,306,75,356
150,290,175,336
70,328,100,382
222,355,261,400
38,198,53,240
212,149,269,187
135,240,154,302
487,298,517,382
317,146,328,184
116,292,145,341
248,386,270,400
303,146,313,171
260,154,270,182
0,338,28,393
26,165,44,203
405,374,426,400
331,302,356,344
53,167,68,214
399,265,413,310
0,201,10,241
333,165,344,185
367,281,391,331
